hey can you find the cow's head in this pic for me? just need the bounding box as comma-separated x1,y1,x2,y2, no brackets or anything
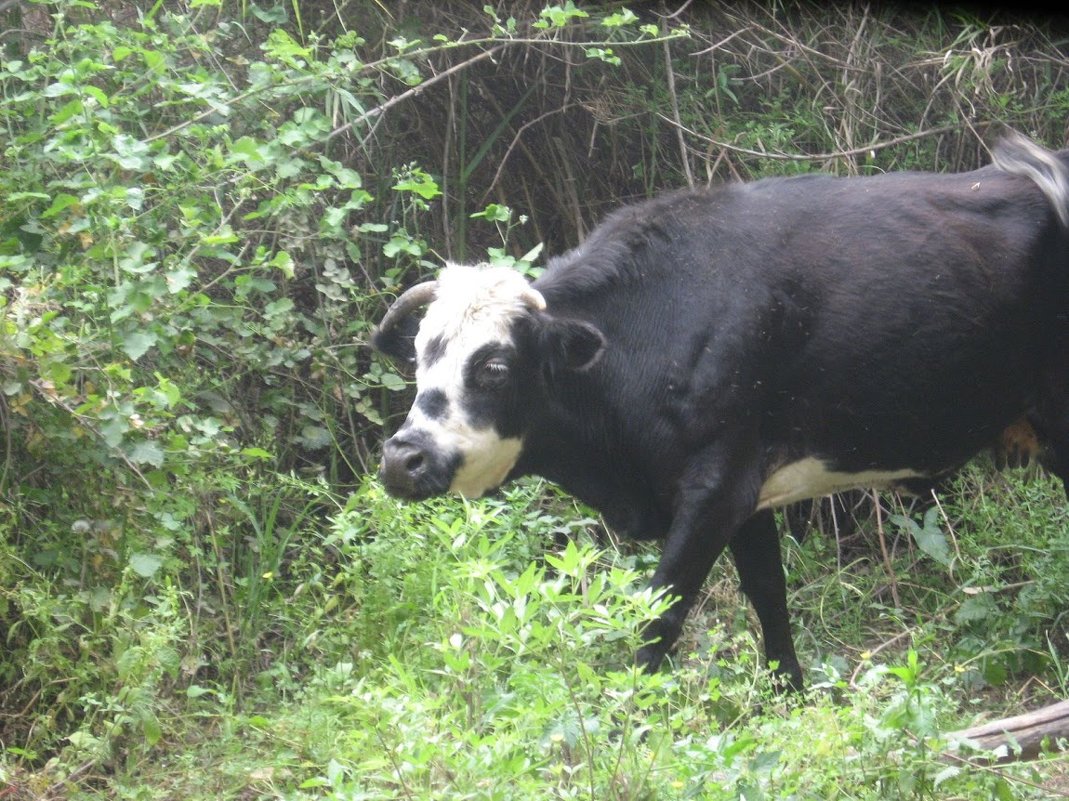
372,265,605,499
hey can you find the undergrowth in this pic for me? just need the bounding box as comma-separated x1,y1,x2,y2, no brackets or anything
1,1,1068,798
53,474,1066,801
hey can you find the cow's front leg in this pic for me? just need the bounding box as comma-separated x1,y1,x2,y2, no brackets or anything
636,451,759,672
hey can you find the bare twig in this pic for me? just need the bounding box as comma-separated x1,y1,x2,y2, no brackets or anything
660,114,963,164
662,25,694,188
480,103,578,208
848,626,918,689
872,490,901,609
326,44,506,143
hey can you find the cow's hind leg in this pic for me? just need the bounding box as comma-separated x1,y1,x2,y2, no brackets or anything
730,510,803,691
1043,425,1069,498
1033,380,1069,498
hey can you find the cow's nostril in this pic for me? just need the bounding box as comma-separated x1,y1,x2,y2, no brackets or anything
404,451,425,474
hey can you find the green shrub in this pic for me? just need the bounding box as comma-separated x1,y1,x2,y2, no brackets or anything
2,2,1067,797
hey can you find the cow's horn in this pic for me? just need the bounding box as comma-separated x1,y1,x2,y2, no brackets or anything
521,285,547,311
376,280,439,334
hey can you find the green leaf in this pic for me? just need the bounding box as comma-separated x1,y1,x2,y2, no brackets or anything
241,447,274,461
392,168,441,200
100,416,128,448
228,136,268,165
122,331,158,360
43,81,75,98
585,47,621,65
41,193,80,219
7,192,50,202
201,228,239,245
264,298,294,318
380,372,407,391
140,49,166,73
140,711,162,746
955,593,997,624
129,552,163,578
318,156,363,189
914,525,950,565
166,265,196,293
519,242,544,263
109,134,151,169
264,28,312,67
994,777,1017,801
128,439,164,467
470,203,511,222
891,511,950,566
50,98,84,125
269,251,295,279
537,2,589,28
602,9,638,27
298,425,332,450
83,85,109,108
383,234,423,258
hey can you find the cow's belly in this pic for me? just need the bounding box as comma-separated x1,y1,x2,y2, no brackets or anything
756,457,926,510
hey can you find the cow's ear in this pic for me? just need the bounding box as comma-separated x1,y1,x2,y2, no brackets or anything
539,315,606,373
371,314,420,367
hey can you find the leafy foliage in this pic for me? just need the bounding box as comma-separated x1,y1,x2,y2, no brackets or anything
0,1,1067,798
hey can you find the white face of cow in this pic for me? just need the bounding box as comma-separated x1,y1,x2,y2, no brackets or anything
379,264,547,499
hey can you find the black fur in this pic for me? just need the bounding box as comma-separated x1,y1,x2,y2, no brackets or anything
379,136,1069,689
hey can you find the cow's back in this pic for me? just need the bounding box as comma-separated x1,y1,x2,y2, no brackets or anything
532,157,1069,482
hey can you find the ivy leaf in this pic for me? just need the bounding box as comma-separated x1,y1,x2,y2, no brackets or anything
955,593,997,624
122,330,158,360
264,298,294,318
109,134,151,169
129,552,163,578
128,439,164,467
298,425,332,450
891,508,951,566
166,265,196,293
380,372,407,391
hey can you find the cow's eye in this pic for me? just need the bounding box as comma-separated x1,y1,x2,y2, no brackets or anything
477,358,510,387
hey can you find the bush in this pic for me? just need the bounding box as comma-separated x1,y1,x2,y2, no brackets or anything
1,1,1067,797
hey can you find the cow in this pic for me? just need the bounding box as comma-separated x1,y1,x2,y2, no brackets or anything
371,131,1069,690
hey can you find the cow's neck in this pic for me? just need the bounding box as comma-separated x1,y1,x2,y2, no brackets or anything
513,417,672,541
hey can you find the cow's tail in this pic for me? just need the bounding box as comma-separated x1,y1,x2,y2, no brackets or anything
992,130,1069,228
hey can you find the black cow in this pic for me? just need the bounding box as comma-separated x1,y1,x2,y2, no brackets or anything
372,132,1069,689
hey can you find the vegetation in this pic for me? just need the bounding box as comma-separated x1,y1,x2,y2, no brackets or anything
0,1,1067,798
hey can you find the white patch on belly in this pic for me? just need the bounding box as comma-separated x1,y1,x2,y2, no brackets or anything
757,457,925,510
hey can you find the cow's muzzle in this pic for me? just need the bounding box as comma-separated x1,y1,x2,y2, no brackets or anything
379,429,458,500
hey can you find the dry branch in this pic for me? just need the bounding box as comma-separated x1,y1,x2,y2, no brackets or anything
659,114,963,163
946,700,1069,763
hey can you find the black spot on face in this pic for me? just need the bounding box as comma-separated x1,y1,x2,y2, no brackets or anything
422,334,447,367
416,388,450,420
